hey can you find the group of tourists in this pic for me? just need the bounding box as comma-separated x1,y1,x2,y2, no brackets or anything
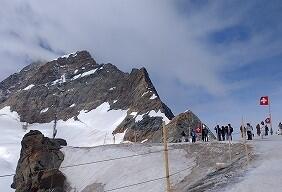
240,121,270,140
214,124,234,141
180,126,209,143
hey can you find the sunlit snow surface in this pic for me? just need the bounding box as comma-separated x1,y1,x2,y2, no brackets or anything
222,135,282,192
61,144,195,192
0,103,128,191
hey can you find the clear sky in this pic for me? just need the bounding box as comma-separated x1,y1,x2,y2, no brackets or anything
0,0,282,132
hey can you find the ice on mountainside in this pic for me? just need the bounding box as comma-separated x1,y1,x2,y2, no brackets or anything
72,68,98,80
23,84,35,90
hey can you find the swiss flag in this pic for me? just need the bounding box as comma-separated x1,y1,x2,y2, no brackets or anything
265,117,271,124
260,96,269,105
195,127,201,133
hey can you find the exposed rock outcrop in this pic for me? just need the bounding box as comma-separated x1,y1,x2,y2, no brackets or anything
11,130,67,192
152,110,216,142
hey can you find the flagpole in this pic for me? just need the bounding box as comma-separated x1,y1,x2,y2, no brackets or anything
269,98,273,135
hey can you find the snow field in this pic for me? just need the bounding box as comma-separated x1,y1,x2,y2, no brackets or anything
223,136,282,192
61,144,196,192
0,103,128,191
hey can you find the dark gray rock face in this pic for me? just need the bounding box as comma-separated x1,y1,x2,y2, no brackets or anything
11,130,67,192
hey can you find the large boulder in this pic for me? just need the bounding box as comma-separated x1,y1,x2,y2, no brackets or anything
11,130,67,192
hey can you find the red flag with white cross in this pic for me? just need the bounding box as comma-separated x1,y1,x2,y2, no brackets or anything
265,117,271,124
260,96,269,105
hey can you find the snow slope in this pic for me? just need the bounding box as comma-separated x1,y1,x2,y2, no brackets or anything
0,103,128,191
60,144,195,192
222,135,282,192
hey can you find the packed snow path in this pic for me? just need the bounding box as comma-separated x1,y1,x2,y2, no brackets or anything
224,135,282,192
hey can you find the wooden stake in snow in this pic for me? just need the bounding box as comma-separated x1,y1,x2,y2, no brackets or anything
103,132,108,145
242,117,249,165
162,121,171,192
228,126,232,162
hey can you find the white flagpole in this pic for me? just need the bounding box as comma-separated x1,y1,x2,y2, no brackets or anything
268,97,273,135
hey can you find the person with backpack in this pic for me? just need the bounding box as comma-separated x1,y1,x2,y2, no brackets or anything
191,129,197,143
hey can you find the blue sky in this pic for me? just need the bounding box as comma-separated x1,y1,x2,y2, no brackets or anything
0,0,282,132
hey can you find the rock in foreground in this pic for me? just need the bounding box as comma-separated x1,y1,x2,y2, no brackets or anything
11,130,67,192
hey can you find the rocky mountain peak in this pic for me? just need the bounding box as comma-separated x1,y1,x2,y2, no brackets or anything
0,50,212,143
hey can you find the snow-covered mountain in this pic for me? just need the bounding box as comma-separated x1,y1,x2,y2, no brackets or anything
0,50,214,191
0,51,174,142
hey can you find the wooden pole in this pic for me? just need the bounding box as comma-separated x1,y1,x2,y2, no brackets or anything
134,129,137,142
162,122,171,192
228,126,232,162
242,117,249,165
103,132,108,145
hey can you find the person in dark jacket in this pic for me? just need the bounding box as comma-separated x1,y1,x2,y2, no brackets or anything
202,127,206,141
265,125,269,136
221,126,226,141
191,129,197,143
256,124,261,136
204,127,209,142
181,131,186,142
214,125,222,141
224,126,229,140
246,123,253,140
227,124,233,141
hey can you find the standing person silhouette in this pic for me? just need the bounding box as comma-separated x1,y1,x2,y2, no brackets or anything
214,125,222,141
256,124,261,136
221,126,226,141
227,124,233,141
